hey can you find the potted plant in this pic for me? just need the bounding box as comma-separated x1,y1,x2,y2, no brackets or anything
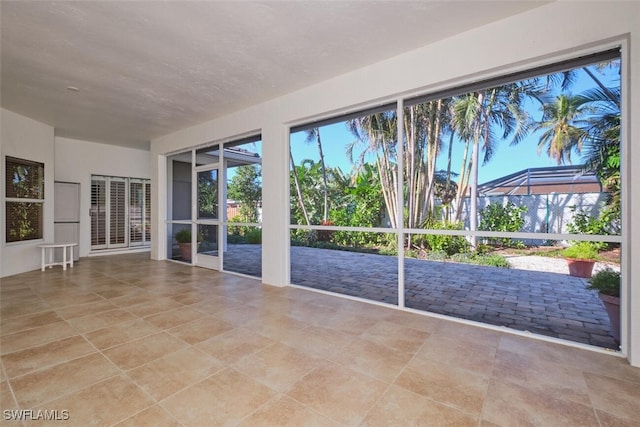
562,241,599,278
587,267,621,341
175,228,193,261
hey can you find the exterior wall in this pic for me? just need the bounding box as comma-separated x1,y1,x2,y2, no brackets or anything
461,192,610,235
1,109,55,277
54,137,151,257
151,2,639,365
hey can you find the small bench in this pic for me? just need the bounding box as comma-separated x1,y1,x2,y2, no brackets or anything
37,243,78,271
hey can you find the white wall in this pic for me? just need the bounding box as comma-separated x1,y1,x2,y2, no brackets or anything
151,2,640,365
1,109,55,277
54,137,151,257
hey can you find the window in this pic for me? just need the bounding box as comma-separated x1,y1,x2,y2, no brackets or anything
5,156,44,243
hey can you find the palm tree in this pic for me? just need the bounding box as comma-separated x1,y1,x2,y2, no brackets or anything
347,111,399,228
578,86,620,173
578,85,621,227
534,94,590,165
449,83,531,244
347,102,449,236
289,148,310,225
404,99,449,228
305,128,329,223
533,61,621,234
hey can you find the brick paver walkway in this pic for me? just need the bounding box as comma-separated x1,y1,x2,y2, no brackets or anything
222,244,617,349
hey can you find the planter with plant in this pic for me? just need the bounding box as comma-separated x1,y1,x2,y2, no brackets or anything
175,228,193,261
587,267,621,341
562,241,599,278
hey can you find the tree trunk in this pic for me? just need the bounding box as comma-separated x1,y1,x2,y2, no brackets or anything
453,139,472,222
314,129,330,222
445,131,455,221
289,149,310,225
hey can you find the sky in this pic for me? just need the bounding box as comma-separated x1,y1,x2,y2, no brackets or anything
289,61,619,185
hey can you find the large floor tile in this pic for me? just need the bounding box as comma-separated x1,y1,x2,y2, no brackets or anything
359,320,430,354
287,362,387,425
67,308,137,333
114,405,181,427
103,332,188,370
328,336,412,383
143,306,205,330
54,300,118,320
1,381,18,411
416,333,497,376
83,318,161,350
128,347,225,401
584,372,640,423
481,377,599,426
279,324,354,360
27,375,154,427
492,347,592,406
161,368,275,427
0,321,76,355
237,394,339,427
1,336,95,379
125,298,184,317
10,353,119,407
361,385,478,426
233,342,322,392
1,311,64,336
195,327,273,365
395,358,488,415
167,315,234,345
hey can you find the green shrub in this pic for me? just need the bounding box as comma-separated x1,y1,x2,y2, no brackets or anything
562,242,599,260
423,250,449,261
587,268,620,297
479,202,527,247
566,207,609,251
174,228,191,243
450,252,510,268
245,228,262,244
423,221,469,256
475,254,511,268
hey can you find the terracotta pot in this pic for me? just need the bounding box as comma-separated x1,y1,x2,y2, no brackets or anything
179,243,192,261
599,293,620,342
566,258,595,278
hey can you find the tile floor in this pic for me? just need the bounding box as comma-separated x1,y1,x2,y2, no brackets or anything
1,253,639,426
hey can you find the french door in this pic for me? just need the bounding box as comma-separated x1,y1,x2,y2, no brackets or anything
194,165,221,269
91,176,150,250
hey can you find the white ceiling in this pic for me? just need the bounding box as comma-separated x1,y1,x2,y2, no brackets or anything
1,1,547,151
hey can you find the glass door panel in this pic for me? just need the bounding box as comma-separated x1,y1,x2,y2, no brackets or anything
197,169,218,220
197,224,219,269
196,165,220,269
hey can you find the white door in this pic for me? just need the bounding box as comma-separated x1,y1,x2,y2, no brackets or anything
194,165,221,269
54,182,80,261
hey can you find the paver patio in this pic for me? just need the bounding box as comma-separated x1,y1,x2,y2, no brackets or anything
222,244,618,350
